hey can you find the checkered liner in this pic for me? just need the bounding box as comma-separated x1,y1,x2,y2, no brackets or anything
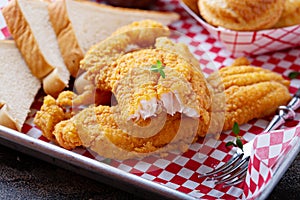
243,127,300,199
180,1,300,57
1,0,300,199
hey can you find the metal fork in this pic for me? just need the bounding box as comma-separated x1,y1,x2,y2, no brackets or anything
199,88,300,186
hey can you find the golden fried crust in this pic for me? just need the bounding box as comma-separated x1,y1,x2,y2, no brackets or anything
207,63,291,131
217,66,290,90
34,91,77,141
34,95,67,141
229,57,251,66
198,0,284,31
273,0,300,28
110,49,203,111
53,120,82,150
154,37,211,112
80,20,170,91
56,90,76,107
223,81,290,131
72,106,199,160
80,34,129,91
84,36,212,137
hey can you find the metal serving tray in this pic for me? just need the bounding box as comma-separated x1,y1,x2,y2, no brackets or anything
1,0,300,199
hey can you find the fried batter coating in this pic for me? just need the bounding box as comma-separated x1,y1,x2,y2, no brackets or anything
80,34,129,91
56,90,76,107
53,120,82,150
228,57,251,66
82,35,212,138
111,19,170,46
223,81,290,131
63,105,199,160
154,37,211,114
110,49,207,118
80,20,170,91
207,62,291,131
35,55,292,160
34,91,76,141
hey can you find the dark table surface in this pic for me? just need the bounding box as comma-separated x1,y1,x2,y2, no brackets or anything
0,144,299,200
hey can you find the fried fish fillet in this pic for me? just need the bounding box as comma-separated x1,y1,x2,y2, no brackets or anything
34,58,292,159
207,60,291,131
80,20,171,91
52,105,199,160
110,48,210,121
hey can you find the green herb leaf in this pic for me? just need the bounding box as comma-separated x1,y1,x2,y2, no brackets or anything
150,60,166,78
288,71,300,79
156,60,162,66
232,122,240,135
225,122,244,151
236,138,243,151
225,141,237,147
150,66,159,72
159,68,166,78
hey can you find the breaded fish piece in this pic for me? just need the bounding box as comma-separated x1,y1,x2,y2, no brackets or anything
34,90,107,143
34,91,76,141
53,119,82,150
80,20,171,91
108,48,211,138
81,34,211,137
154,37,211,116
110,49,206,118
52,105,199,160
207,63,291,131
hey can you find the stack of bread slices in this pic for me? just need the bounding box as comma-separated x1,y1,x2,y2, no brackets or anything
0,0,179,131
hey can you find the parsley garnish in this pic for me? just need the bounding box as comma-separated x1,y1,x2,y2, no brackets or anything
150,60,166,78
225,122,243,151
288,71,300,79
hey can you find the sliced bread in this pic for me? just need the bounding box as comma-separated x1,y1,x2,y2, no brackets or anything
0,40,41,131
2,0,70,97
48,0,180,77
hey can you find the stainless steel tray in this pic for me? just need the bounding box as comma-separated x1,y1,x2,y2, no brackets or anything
1,0,300,199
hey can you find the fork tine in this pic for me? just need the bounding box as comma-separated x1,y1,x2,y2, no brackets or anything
198,152,243,178
212,156,249,181
216,159,249,184
223,170,247,187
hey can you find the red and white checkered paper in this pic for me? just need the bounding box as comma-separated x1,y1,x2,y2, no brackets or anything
1,0,300,199
243,126,300,199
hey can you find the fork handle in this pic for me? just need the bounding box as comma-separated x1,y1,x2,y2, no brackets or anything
264,88,300,132
288,88,300,111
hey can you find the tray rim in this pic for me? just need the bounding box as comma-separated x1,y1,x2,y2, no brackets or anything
1,1,299,197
